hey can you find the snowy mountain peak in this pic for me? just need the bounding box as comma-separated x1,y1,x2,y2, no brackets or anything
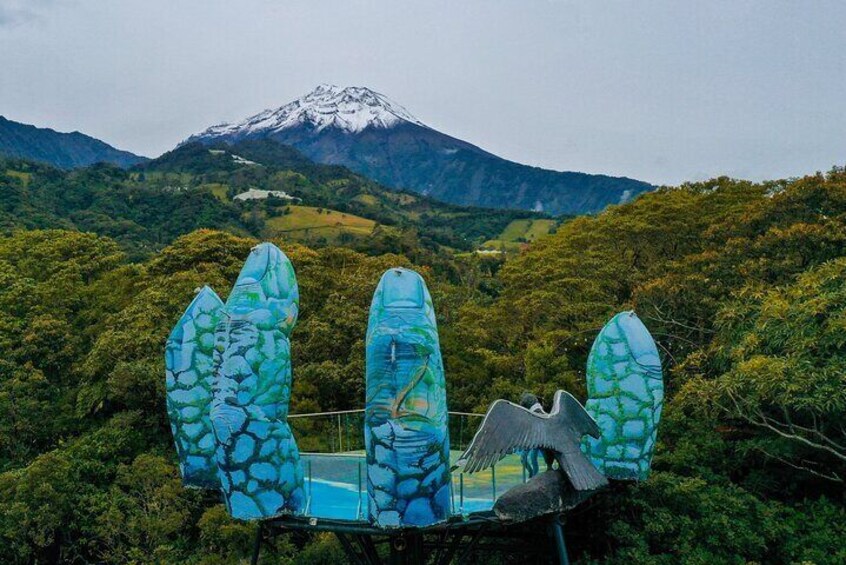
189,85,425,141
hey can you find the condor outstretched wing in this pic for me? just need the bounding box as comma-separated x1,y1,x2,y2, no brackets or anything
553,390,601,449
456,394,570,474
456,391,604,477
551,392,608,490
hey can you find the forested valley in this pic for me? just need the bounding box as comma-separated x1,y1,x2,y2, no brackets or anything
1,158,844,563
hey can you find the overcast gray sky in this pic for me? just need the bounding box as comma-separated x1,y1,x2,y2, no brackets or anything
1,0,844,185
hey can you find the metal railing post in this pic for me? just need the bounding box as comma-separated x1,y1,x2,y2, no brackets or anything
356,460,363,520
459,473,464,514
458,416,464,451
491,463,497,501
306,459,313,514
337,413,342,453
450,474,456,515
344,412,349,452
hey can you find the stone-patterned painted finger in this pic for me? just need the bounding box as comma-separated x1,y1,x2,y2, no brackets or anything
211,243,304,520
165,286,224,489
582,311,664,481
365,268,451,528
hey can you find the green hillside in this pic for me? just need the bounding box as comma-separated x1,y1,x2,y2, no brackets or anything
480,218,558,252
0,115,147,169
264,205,378,243
1,169,844,562
1,139,547,259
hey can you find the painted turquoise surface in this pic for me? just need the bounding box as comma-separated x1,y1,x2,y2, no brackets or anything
210,243,305,520
165,286,224,488
583,311,664,481
364,268,451,528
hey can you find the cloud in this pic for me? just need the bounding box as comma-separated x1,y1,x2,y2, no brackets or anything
0,0,61,27
0,8,35,26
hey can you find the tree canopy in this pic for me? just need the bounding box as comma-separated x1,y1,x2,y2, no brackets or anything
1,167,845,563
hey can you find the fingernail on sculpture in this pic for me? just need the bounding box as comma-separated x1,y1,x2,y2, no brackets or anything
583,311,664,480
211,242,305,520
165,286,224,488
365,268,451,527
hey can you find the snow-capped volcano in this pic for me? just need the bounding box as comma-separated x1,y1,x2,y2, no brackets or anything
183,85,653,215
188,85,425,141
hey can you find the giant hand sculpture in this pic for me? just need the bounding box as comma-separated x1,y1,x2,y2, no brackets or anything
365,268,451,528
210,243,305,520
583,311,664,481
165,286,224,488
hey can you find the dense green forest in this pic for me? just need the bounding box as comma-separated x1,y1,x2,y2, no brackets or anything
0,163,844,563
1,140,546,261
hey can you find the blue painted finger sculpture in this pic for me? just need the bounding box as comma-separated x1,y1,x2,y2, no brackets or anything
365,268,451,528
165,286,224,488
583,311,664,481
210,242,305,520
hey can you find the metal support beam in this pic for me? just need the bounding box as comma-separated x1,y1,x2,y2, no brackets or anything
347,532,381,565
550,515,570,565
260,511,567,565
430,528,450,564
251,522,263,565
361,535,381,564
455,524,488,563
335,532,367,565
436,531,465,565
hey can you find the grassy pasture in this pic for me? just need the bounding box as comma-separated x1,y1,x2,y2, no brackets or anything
265,205,376,243
480,218,557,252
4,169,32,186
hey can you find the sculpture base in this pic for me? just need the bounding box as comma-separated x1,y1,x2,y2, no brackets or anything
258,511,576,565
493,470,601,523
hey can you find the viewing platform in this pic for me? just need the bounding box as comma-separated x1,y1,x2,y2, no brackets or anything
289,409,529,523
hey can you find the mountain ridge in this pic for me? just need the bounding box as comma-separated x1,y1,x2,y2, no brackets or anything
0,115,147,169
187,84,427,138
184,85,653,215
1,137,546,259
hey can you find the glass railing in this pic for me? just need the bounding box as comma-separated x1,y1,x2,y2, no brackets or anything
288,409,484,454
287,410,528,522
289,409,367,453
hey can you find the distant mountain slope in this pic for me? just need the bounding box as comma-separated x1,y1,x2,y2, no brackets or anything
185,85,653,215
1,139,545,257
0,115,146,169
140,139,547,247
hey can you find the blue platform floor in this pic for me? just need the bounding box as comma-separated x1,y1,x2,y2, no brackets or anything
300,451,527,522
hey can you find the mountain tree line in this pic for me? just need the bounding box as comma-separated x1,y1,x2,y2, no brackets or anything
0,168,844,562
